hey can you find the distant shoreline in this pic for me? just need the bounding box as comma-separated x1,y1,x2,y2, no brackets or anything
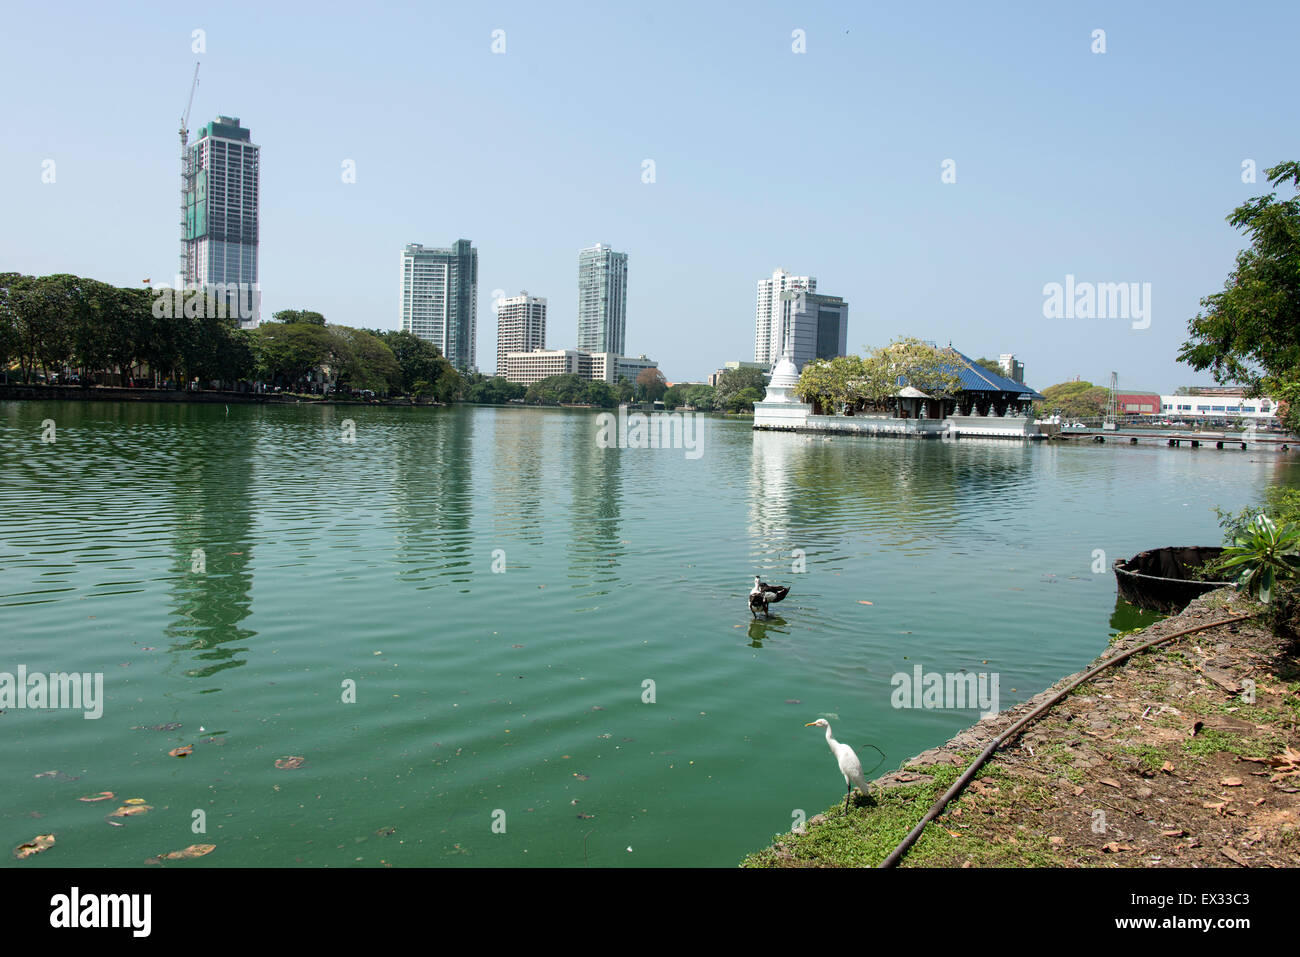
0,383,443,407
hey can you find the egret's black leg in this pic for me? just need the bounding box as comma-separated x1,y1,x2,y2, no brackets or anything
845,783,851,810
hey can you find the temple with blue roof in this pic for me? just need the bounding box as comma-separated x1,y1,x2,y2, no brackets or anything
753,343,1048,439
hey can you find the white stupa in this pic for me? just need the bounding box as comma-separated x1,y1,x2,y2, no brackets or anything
752,341,812,427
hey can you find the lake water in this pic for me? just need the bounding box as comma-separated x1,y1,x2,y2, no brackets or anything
2,401,1295,867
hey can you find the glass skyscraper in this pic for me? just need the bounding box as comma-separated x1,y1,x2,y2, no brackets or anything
577,243,627,355
181,116,260,327
399,240,478,372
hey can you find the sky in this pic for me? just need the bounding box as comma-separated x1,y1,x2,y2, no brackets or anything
1,0,1296,391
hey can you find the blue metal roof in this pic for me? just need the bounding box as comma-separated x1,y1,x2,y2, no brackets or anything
949,350,1045,400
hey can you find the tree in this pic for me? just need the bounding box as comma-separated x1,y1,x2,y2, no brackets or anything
795,355,862,413
272,309,326,325
874,338,963,403
378,330,448,395
525,373,585,405
613,376,635,404
1178,161,1300,431
684,384,717,411
635,367,668,402
253,321,338,388
465,376,526,404
715,366,767,409
1039,380,1109,419
582,379,617,407
333,327,401,394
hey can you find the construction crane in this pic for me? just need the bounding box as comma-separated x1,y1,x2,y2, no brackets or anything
179,64,200,281
179,63,200,148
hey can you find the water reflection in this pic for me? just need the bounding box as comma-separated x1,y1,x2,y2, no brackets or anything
391,409,476,589
164,418,255,680
488,409,548,546
567,412,624,591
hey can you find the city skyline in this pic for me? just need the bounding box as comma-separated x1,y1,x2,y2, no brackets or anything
3,2,1298,390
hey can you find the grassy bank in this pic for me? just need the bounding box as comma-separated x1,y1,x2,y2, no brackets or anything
743,590,1300,867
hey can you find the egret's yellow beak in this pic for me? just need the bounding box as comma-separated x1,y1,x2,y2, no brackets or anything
805,722,817,727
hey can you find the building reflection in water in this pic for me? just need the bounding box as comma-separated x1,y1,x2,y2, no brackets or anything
165,414,256,680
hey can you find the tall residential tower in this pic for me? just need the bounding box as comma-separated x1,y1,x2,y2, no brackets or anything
181,115,260,326
577,243,627,355
495,292,547,375
399,240,479,371
754,269,815,367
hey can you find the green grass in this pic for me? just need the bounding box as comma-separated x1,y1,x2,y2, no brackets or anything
741,760,1077,868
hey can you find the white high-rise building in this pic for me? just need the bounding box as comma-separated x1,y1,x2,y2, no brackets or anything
399,240,478,371
181,116,260,327
754,269,815,366
577,244,627,355
496,292,547,376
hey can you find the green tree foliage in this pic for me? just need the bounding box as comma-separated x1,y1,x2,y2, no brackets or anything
795,339,962,414
333,328,401,394
684,384,717,411
795,354,868,412
464,375,526,404
1039,380,1109,419
1178,162,1300,431
253,321,339,387
583,379,616,407
376,329,459,397
714,366,767,411
525,373,586,405
523,374,619,407
271,309,327,325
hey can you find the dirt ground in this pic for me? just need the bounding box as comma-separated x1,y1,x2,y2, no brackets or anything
745,590,1300,867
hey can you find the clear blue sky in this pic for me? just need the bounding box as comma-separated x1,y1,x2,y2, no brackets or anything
2,0,1295,390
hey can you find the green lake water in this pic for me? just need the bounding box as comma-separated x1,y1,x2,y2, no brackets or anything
2,401,1295,867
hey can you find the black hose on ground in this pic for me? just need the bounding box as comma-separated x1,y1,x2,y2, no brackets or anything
877,611,1256,868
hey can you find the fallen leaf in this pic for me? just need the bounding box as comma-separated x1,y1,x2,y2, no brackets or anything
124,798,147,805
1162,829,1187,837
158,843,215,860
14,834,55,859
274,756,305,770
77,791,115,803
168,745,193,758
1101,842,1133,853
1220,776,1244,787
107,804,153,818
1161,761,1175,773
1100,778,1121,789
858,600,874,605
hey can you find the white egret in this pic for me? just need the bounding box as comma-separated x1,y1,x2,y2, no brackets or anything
806,718,869,810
